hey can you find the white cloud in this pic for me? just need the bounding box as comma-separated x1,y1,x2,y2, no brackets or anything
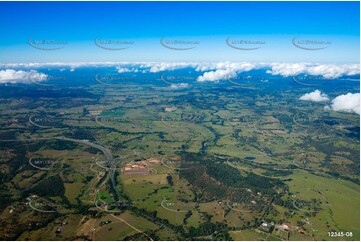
116,67,139,73
267,63,360,79
0,69,47,84
170,83,189,89
142,62,196,73
329,93,360,114
299,90,330,102
114,62,197,73
197,69,234,82
196,62,263,82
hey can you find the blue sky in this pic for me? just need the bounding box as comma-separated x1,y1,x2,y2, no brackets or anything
0,1,359,63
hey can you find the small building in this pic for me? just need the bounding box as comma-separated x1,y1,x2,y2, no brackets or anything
122,168,149,175
165,107,177,112
275,224,289,231
259,222,273,232
89,110,103,116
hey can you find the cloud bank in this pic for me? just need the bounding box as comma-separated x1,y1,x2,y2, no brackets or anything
1,62,359,85
267,63,360,79
0,69,47,84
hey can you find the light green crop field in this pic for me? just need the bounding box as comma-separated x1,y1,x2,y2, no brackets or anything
284,170,360,241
